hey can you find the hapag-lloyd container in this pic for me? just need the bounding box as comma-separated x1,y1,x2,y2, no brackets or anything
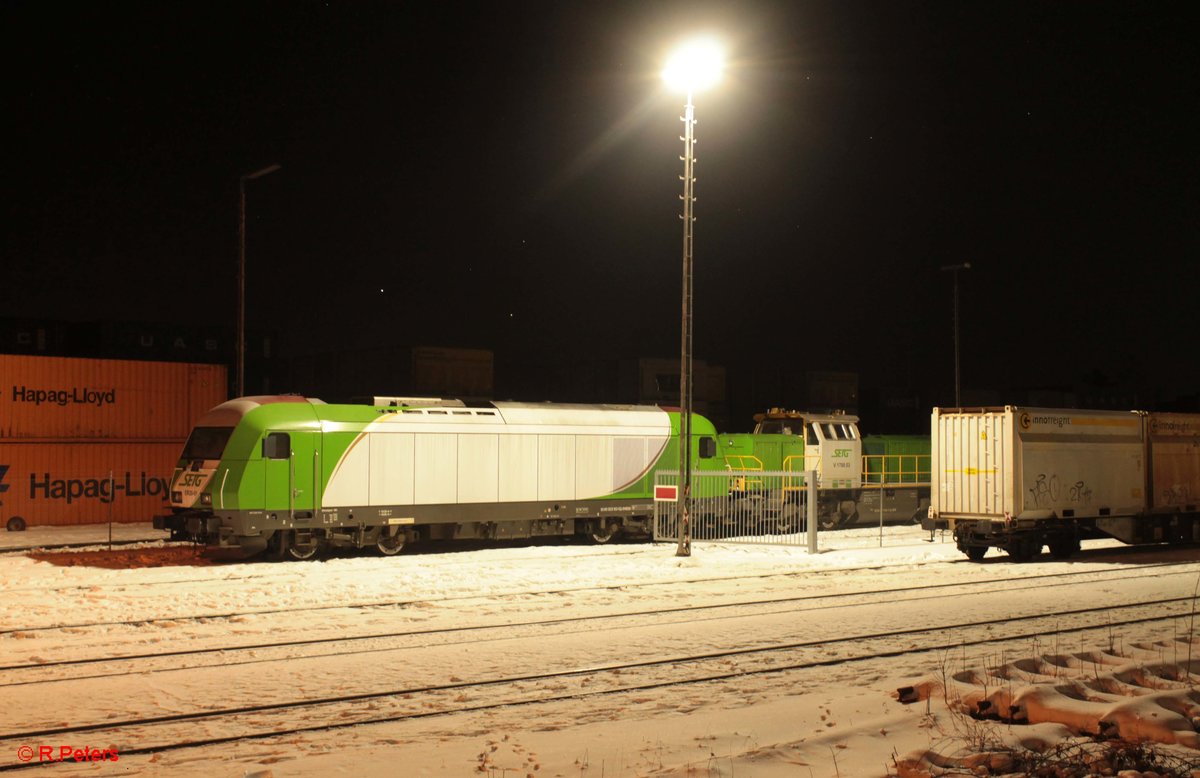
0,355,226,526
0,355,225,440
0,441,181,525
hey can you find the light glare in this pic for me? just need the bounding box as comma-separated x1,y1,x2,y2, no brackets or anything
662,38,724,93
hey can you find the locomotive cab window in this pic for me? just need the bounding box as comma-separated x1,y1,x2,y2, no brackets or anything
182,427,235,460
699,436,717,459
262,432,291,460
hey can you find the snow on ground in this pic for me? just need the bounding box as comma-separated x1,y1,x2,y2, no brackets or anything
2,523,1200,777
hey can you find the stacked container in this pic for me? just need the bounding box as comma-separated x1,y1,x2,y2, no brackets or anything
0,355,225,526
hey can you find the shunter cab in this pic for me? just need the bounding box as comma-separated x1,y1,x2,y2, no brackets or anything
721,409,863,528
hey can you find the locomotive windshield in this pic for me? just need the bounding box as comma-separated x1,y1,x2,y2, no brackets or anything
181,426,235,460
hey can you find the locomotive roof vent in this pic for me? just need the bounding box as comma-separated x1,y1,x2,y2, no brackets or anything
373,396,466,408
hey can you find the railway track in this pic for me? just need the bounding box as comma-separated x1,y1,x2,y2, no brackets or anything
0,592,1191,772
3,534,1184,598
3,561,1196,686
0,543,657,596
6,541,1196,638
0,538,187,555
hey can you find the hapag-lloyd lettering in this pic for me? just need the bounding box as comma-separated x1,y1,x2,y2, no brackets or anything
11,386,117,407
28,471,169,504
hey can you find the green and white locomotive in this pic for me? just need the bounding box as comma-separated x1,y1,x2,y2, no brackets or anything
155,395,723,558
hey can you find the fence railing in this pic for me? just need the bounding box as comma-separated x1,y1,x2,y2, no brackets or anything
653,470,817,549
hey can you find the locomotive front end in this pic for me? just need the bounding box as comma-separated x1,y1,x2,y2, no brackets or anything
154,395,317,556
158,424,231,542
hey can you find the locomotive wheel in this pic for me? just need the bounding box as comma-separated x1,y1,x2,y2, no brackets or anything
286,532,320,561
770,504,799,534
817,511,842,531
591,523,617,544
377,528,405,556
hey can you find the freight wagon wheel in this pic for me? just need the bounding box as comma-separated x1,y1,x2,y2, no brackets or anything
5,516,26,532
964,545,987,562
1048,535,1080,559
1005,536,1039,563
377,527,405,556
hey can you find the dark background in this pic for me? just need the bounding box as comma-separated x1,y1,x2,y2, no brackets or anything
3,1,1196,429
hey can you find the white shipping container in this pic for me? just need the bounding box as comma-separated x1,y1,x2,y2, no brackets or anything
931,407,1146,523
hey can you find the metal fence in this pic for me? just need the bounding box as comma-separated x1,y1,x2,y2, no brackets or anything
653,470,818,549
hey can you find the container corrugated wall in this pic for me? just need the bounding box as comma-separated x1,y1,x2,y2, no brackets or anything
0,355,225,440
0,442,180,525
1147,412,1200,510
934,407,1148,522
0,355,226,526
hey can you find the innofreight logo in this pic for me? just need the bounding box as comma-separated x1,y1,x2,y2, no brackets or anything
0,464,9,494
11,386,117,407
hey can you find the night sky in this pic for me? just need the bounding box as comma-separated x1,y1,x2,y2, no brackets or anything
3,1,1197,411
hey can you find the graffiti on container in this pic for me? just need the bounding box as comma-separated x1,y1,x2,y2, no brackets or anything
1068,481,1093,504
1161,484,1192,505
1028,474,1061,508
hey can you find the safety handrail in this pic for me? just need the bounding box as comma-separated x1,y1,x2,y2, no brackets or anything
861,454,931,484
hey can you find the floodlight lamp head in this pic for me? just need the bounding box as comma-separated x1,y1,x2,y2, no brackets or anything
662,38,724,93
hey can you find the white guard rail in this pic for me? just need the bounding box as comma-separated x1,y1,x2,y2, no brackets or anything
653,470,818,551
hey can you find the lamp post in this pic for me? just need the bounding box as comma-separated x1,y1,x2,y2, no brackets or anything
237,163,281,398
940,262,971,407
663,39,723,558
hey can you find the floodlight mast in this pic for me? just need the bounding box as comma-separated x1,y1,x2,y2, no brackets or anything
940,262,971,407
677,89,696,558
237,163,281,398
663,39,723,558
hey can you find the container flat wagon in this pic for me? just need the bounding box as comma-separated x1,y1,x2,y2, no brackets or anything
928,407,1200,561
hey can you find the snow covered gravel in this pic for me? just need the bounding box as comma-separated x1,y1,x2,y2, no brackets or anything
3,523,1200,776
